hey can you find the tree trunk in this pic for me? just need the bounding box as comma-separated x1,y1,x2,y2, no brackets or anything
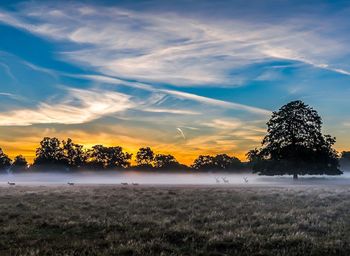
293,174,298,180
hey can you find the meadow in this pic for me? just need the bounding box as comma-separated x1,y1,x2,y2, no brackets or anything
0,185,349,255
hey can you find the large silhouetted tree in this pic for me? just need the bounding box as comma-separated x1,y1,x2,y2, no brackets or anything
136,147,154,167
34,137,67,168
88,145,132,169
0,148,11,171
62,138,87,169
248,100,341,179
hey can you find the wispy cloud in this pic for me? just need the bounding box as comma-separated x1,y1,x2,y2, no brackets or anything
199,118,266,143
1,1,349,88
202,118,265,131
0,81,206,126
0,62,16,81
0,1,349,162
161,89,271,115
0,88,133,126
177,127,186,139
144,108,200,115
74,74,271,116
0,92,15,97
0,92,24,101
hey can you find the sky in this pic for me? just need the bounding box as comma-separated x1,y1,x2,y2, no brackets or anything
0,0,350,164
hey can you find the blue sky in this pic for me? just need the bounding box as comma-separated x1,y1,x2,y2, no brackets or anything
0,0,350,163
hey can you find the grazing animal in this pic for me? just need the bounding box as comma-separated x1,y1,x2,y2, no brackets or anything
243,177,249,183
7,182,15,186
132,183,139,186
67,182,75,186
222,177,229,184
121,182,128,185
215,177,220,184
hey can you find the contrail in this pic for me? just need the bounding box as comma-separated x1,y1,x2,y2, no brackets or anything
177,127,186,139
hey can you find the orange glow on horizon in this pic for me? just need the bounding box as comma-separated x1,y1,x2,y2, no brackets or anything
3,139,250,166
5,142,349,166
2,127,348,166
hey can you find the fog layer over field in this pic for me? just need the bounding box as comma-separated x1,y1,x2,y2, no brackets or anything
1,171,350,186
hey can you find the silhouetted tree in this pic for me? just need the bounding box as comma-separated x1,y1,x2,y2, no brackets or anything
34,137,67,168
246,149,259,163
0,148,11,171
192,154,242,171
136,147,154,168
249,100,341,179
154,154,182,169
88,145,132,169
11,155,28,172
246,148,260,169
213,154,242,169
192,155,216,170
62,138,87,169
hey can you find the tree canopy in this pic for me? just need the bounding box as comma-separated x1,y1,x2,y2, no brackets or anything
136,147,154,167
154,154,183,169
192,154,243,171
87,145,132,169
34,137,66,167
11,155,28,171
248,100,341,178
0,148,11,171
62,138,87,169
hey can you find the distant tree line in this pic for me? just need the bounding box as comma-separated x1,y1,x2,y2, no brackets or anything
0,101,347,177
0,138,247,173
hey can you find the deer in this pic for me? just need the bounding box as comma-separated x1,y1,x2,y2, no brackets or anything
215,177,220,184
7,182,15,186
243,177,249,184
222,177,229,184
67,182,75,186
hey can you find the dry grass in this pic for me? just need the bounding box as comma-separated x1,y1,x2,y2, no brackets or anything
0,185,349,255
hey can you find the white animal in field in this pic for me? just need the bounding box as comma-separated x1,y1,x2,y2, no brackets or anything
222,177,229,184
243,177,249,183
215,177,220,184
67,182,75,186
7,181,15,186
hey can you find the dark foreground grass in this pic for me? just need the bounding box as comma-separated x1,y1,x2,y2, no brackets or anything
0,185,349,256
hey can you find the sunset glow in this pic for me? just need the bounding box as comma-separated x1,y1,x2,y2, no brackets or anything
1,0,350,165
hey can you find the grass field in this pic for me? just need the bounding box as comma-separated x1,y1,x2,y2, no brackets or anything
0,185,349,255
